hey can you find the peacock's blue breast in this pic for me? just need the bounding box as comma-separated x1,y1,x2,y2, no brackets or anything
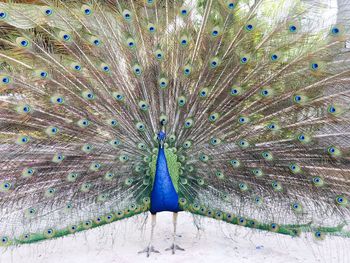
150,147,180,214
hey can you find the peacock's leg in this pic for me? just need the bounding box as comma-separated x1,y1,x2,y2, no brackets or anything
165,212,185,254
138,213,160,257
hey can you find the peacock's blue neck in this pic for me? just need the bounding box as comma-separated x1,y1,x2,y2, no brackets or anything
149,145,180,214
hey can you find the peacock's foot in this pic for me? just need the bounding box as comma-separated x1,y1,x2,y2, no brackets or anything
138,245,160,257
165,243,185,255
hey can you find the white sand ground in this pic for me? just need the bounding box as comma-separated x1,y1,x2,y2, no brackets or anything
1,212,349,263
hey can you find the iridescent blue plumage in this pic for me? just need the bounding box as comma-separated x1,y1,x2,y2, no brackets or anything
150,131,180,214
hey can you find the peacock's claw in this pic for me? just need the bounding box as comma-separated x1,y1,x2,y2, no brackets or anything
165,243,185,254
138,245,160,257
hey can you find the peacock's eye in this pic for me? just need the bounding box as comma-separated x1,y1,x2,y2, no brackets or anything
123,10,132,21
148,25,156,32
289,25,297,32
261,89,269,96
245,24,254,31
134,67,141,75
2,76,10,84
184,119,193,128
239,117,246,123
271,54,278,61
328,105,336,113
199,88,209,98
331,27,339,34
128,41,135,48
0,12,7,19
335,195,347,205
45,9,53,16
241,57,248,63
228,2,235,9
63,34,70,41
40,71,48,78
21,40,29,47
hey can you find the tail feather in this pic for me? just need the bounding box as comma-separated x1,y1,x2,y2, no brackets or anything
0,0,349,247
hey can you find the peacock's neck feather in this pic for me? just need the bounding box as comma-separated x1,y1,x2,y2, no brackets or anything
150,146,181,192
149,145,181,213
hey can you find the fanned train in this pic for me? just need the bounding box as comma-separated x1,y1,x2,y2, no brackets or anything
0,0,349,254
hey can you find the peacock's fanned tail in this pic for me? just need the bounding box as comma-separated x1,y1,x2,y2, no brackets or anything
0,0,349,246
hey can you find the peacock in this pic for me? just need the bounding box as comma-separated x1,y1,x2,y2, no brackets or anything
0,0,350,258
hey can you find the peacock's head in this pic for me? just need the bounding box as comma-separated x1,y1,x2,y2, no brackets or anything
157,131,166,148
